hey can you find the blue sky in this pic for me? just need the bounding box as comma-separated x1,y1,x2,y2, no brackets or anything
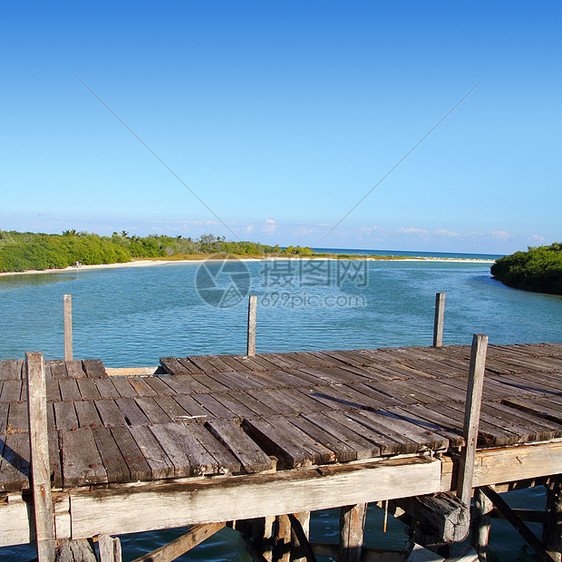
1,1,560,254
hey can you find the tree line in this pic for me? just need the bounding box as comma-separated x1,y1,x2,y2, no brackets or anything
491,242,562,295
0,230,313,273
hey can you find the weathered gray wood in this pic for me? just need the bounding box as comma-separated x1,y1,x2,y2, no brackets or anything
98,534,122,562
543,475,562,562
395,492,470,545
481,485,556,561
131,522,225,561
433,292,445,347
457,334,488,507
247,295,258,357
339,503,367,562
63,294,72,362
55,539,97,562
471,487,493,560
26,351,56,562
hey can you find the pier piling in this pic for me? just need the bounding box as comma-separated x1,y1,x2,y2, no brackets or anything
247,295,257,357
433,292,445,347
63,294,73,361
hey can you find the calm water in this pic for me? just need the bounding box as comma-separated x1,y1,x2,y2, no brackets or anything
1,257,560,560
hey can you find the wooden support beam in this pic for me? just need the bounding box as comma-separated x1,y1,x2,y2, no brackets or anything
288,513,316,562
247,295,257,357
26,351,56,562
394,492,470,545
457,334,488,507
98,534,122,562
63,294,73,361
543,475,562,562
339,503,367,562
432,292,445,347
471,487,493,560
131,522,225,562
274,514,291,562
481,485,556,562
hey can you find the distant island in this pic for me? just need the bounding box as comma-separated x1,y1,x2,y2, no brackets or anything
0,230,318,273
0,230,494,275
491,243,562,295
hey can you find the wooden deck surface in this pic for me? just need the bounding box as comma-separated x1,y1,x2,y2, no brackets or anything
0,343,560,493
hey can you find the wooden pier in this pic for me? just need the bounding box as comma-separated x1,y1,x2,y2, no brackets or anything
1,342,561,561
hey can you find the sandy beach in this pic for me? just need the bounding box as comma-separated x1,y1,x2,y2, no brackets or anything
0,255,495,277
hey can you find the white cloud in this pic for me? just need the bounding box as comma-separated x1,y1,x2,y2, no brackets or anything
262,219,277,233
397,227,428,234
531,234,545,241
491,230,512,241
436,229,459,237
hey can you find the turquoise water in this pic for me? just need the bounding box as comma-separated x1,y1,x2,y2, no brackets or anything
0,257,560,560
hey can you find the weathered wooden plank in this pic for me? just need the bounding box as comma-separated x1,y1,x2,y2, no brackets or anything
0,379,23,402
110,377,138,398
188,423,242,474
7,400,29,433
126,376,158,396
210,391,259,419
502,396,562,423
63,293,73,361
115,397,150,426
92,426,131,483
0,359,23,380
149,422,218,476
171,394,211,419
243,416,335,468
192,393,236,419
65,360,86,378
82,359,107,378
53,401,79,431
49,360,68,379
61,428,108,487
25,352,56,562
58,378,81,401
0,431,30,491
95,378,120,399
76,378,100,400
110,426,152,482
205,419,275,474
95,399,129,427
129,425,175,480
74,400,103,428
0,402,9,435
301,412,380,460
134,397,172,424
290,415,359,462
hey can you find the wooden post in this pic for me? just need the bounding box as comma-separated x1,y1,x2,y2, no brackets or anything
457,334,488,507
247,295,257,357
433,292,445,347
63,294,73,361
543,475,562,562
338,503,367,562
273,515,291,562
481,485,555,562
26,351,56,562
290,512,313,562
472,487,494,560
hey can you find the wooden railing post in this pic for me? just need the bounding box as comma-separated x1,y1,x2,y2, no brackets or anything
26,352,56,562
472,487,494,560
457,334,488,507
63,294,73,361
433,292,445,347
247,295,257,357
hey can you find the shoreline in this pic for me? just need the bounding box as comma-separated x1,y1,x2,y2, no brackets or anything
0,255,495,277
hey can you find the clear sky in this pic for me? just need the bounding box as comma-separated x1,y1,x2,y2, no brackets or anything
1,1,560,254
